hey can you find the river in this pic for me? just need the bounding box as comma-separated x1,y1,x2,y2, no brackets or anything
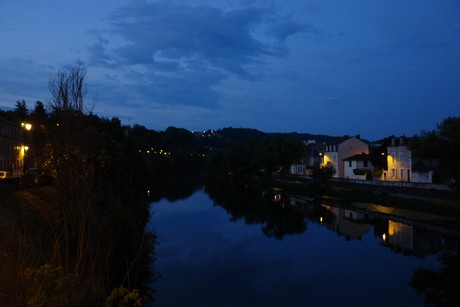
147,187,459,306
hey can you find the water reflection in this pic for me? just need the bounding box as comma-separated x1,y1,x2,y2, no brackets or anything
206,184,307,240
151,183,460,306
209,182,458,259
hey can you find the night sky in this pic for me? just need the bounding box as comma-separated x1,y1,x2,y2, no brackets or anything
1,0,459,140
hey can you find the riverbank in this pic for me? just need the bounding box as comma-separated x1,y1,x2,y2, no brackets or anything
0,186,155,306
247,176,460,219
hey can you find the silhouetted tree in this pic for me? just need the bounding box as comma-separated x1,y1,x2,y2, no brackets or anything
49,65,87,113
14,99,28,120
409,116,460,190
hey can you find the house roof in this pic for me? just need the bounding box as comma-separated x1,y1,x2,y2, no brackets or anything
342,153,372,162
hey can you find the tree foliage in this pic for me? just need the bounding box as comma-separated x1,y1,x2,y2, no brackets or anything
0,66,159,305
207,135,305,180
409,116,460,189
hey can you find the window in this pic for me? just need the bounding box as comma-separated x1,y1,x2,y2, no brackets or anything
400,169,404,179
364,160,368,167
392,169,395,178
349,161,352,167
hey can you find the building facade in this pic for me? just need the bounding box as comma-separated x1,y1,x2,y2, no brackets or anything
385,138,411,182
343,153,374,180
322,144,339,177
0,116,26,177
321,136,369,178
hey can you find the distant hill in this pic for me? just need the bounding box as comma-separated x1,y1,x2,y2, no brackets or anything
220,127,346,143
204,127,348,148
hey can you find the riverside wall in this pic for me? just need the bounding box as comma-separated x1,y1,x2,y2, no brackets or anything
330,178,451,191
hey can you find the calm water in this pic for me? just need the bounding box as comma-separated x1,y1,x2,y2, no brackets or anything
147,188,457,306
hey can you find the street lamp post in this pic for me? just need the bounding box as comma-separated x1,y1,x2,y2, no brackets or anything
21,122,32,174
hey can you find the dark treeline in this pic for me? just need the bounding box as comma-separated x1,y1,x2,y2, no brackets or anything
207,134,305,180
408,116,460,189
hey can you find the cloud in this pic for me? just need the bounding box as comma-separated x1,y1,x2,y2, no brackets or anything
86,1,305,108
87,37,110,65
266,21,305,42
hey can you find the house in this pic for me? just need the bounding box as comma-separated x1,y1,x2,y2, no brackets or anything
321,135,369,178
411,160,434,183
384,138,411,182
290,164,306,175
0,116,27,177
343,153,374,180
290,140,323,176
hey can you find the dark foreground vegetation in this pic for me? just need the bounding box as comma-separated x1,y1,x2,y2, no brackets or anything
0,66,206,306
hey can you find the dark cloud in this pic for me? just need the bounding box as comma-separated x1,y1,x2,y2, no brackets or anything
87,37,110,65
266,21,305,42
86,1,304,108
115,44,154,65
107,3,278,73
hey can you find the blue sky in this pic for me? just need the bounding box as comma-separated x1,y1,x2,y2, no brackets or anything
1,0,459,140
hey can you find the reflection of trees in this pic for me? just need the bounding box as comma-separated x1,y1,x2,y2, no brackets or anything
147,156,205,203
206,180,306,239
409,237,460,306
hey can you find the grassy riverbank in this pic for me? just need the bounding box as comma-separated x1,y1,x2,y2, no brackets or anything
0,186,154,306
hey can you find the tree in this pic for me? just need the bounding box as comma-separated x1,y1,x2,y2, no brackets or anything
438,117,460,189
312,164,335,186
14,99,28,120
32,100,47,119
410,116,460,189
49,65,87,113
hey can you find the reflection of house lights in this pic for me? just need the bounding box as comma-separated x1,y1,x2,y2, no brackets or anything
320,216,323,223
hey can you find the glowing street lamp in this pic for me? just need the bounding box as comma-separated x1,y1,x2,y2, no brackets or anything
21,122,32,131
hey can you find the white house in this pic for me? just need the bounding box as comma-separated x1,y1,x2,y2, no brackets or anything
343,153,374,180
385,138,411,182
321,144,339,177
